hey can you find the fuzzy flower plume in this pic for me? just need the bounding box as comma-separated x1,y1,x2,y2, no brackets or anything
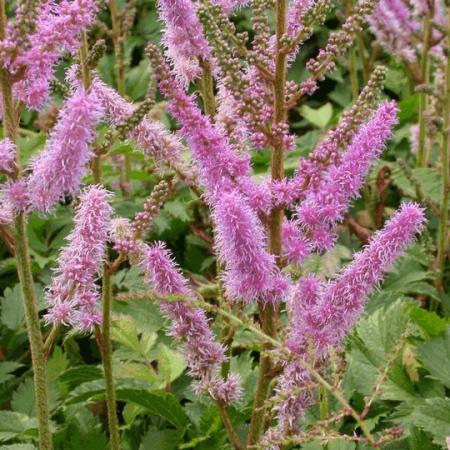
141,242,241,404
157,0,211,83
27,86,103,213
264,204,425,444
305,202,426,349
296,101,398,251
92,77,183,164
147,45,268,207
213,190,288,303
369,0,418,63
0,138,16,174
45,186,113,331
1,0,98,109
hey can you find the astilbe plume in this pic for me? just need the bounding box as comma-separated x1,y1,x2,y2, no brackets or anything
282,100,398,262
0,138,16,173
0,0,98,109
91,77,183,165
263,203,426,446
26,86,103,213
157,0,211,83
369,0,418,63
141,242,241,403
45,186,113,331
213,190,284,303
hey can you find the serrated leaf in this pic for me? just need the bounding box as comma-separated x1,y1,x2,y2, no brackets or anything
300,103,333,128
11,378,35,416
115,388,190,429
0,411,37,442
114,298,164,334
156,344,187,386
401,398,450,447
0,444,36,450
112,318,142,354
59,366,103,387
346,301,416,400
1,285,24,330
0,362,23,385
416,326,450,389
139,427,182,450
47,346,68,382
410,306,450,336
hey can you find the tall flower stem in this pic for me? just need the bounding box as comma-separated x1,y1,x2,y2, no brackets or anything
108,0,131,188
0,2,52,448
79,36,121,448
199,60,216,117
100,269,121,450
416,9,433,167
217,401,244,450
247,0,288,444
436,7,450,297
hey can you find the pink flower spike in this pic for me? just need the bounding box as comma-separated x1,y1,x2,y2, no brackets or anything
0,138,16,173
27,86,103,213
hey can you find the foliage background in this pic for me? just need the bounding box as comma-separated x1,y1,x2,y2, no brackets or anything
0,0,449,449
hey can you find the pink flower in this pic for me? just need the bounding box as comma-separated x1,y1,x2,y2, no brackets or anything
0,138,16,173
141,242,241,403
27,86,103,213
45,186,113,331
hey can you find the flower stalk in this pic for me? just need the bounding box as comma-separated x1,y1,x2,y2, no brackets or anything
0,2,52,448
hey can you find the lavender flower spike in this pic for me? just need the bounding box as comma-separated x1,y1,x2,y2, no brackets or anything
309,202,426,350
158,0,211,83
45,186,113,331
213,190,287,303
0,138,16,174
297,100,399,251
141,242,241,404
27,86,103,213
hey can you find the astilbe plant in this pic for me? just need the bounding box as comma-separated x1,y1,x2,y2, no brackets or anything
0,0,443,449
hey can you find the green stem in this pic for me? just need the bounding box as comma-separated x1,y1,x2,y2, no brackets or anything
100,269,121,450
417,9,433,167
436,7,450,297
217,401,244,450
1,3,52,448
319,385,329,450
109,0,125,96
247,0,288,445
199,60,216,117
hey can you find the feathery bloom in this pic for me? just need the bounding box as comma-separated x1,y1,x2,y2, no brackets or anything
0,138,16,173
91,77,183,164
369,0,418,63
141,242,241,403
45,186,113,331
213,190,286,303
27,86,103,213
1,0,98,109
1,180,29,213
157,0,211,83
281,220,311,265
267,203,425,442
297,101,398,251
305,202,426,350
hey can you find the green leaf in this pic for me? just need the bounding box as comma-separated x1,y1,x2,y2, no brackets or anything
0,362,23,384
115,389,190,429
417,326,450,389
300,103,333,128
114,298,165,334
156,344,187,385
402,398,450,447
0,411,37,442
112,318,142,354
346,301,416,400
59,366,103,387
47,346,69,382
139,427,183,450
11,378,35,416
1,285,24,330
410,306,450,336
